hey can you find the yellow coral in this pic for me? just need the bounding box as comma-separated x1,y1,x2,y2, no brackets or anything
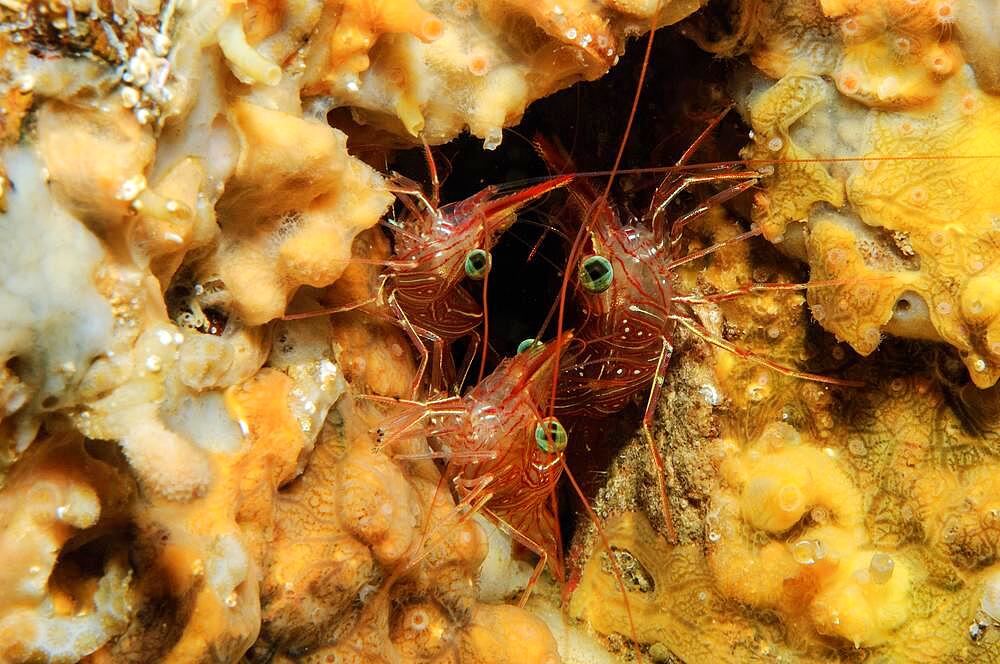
0,436,134,662
308,0,445,85
809,546,913,647
298,0,705,143
740,0,1000,386
211,100,392,325
704,422,914,648
920,463,1000,571
96,362,324,662
568,209,1000,661
37,101,156,233
458,604,561,664
571,511,805,662
723,423,862,533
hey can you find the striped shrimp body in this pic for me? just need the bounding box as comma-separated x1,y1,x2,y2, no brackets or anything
559,196,678,420
376,333,573,599
553,178,694,542
289,161,572,396
541,131,861,541
388,174,572,352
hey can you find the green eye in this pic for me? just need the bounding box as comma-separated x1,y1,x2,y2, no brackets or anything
464,248,491,280
517,338,543,354
579,255,613,293
534,417,568,453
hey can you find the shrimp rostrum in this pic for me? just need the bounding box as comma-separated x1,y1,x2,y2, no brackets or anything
289,155,572,397
373,333,574,601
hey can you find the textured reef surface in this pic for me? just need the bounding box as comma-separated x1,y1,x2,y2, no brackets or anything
2,1,1000,663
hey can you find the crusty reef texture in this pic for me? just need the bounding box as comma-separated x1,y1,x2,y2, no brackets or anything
732,0,1000,387
5,1,1000,663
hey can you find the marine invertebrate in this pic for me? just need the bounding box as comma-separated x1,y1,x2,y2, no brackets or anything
708,422,912,647
0,435,134,662
253,317,565,662
209,99,394,326
538,127,853,546
300,0,701,146
11,0,1000,662
570,510,806,662
566,204,1000,661
734,0,1000,386
376,335,572,589
291,167,573,395
94,322,346,662
920,462,1000,571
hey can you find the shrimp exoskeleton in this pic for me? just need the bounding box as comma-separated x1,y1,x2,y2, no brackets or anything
287,145,572,397
372,333,574,603
385,168,574,394
538,121,861,542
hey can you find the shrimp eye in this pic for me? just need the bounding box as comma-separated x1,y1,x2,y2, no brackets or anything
464,248,491,280
579,255,613,293
516,338,543,354
534,416,567,453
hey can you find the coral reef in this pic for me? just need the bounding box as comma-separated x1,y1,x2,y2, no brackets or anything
0,435,134,662
734,0,1000,387
1,0,650,660
300,0,705,145
5,0,1000,663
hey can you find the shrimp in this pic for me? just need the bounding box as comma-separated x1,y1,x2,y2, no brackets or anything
363,329,644,660
288,144,572,397
373,333,571,592
386,164,573,392
536,126,864,542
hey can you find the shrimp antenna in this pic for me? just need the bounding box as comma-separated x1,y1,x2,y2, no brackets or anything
671,274,894,305
549,11,660,423
670,314,866,387
420,134,441,207
464,151,1000,200
478,214,493,383
675,103,734,166
540,11,662,662
560,459,645,664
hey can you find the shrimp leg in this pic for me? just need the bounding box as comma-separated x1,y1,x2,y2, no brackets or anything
479,506,551,608
671,314,865,387
362,394,465,449
420,135,441,207
388,290,438,399
281,296,377,320
401,474,495,574
672,275,892,305
650,172,759,245
641,337,677,543
668,177,759,246
386,177,438,219
454,329,481,395
394,449,498,462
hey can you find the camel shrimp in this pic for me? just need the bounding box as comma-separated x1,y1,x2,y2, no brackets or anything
537,130,861,542
288,145,572,396
371,333,573,602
